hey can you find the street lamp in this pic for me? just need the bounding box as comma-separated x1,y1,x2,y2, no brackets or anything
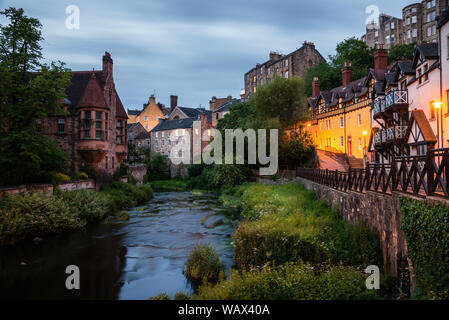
362,130,368,167
433,102,443,148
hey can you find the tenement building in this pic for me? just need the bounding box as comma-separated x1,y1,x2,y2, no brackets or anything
369,9,449,164
126,94,171,131
243,41,325,99
38,52,128,176
362,0,449,48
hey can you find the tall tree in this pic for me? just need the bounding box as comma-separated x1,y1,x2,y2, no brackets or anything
0,8,72,186
304,37,374,97
388,43,416,64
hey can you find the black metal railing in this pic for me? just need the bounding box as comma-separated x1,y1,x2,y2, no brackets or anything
297,148,449,198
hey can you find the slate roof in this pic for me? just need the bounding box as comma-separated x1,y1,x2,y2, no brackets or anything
215,99,242,113
127,109,141,116
65,70,128,119
151,118,195,132
397,61,414,75
438,8,449,28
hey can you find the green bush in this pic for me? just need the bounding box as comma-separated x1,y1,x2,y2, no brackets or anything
78,172,89,180
187,166,218,191
213,164,251,188
400,197,449,299
196,263,379,300
184,244,225,283
146,153,169,180
233,183,381,269
56,190,110,223
53,172,70,183
101,182,153,210
0,192,84,245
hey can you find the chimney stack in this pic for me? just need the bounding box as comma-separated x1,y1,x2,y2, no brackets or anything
312,77,320,97
149,94,156,105
102,52,113,82
170,95,178,112
374,47,388,70
342,61,353,87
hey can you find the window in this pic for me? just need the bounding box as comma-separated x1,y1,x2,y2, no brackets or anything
407,30,411,39
105,157,108,169
112,157,114,169
156,132,158,138
95,121,102,140
96,111,102,119
385,23,390,31
412,29,417,38
145,125,149,130
145,116,148,121
412,7,416,13
407,17,411,25
340,117,344,128
430,100,436,119
428,27,432,37
432,25,436,36
195,128,199,135
386,35,390,45
340,136,344,148
285,59,288,67
358,114,362,126
162,132,165,138
412,16,417,24
359,138,362,151
285,71,289,78
105,113,108,139
391,22,395,29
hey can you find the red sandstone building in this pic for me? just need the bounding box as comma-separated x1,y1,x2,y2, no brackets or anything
38,52,128,176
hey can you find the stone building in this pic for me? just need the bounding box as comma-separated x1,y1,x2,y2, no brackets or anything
211,98,242,127
38,52,128,176
126,94,168,131
243,41,325,99
362,0,449,48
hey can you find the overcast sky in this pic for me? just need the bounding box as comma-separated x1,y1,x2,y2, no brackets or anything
0,0,412,110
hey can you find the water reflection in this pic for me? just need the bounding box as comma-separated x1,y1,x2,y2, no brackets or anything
0,191,235,300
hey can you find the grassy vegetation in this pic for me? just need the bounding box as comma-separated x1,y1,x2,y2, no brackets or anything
150,178,189,191
196,263,379,300
185,182,386,300
233,183,381,270
0,182,153,246
184,244,225,283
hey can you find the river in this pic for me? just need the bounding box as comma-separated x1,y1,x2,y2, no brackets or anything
0,191,237,300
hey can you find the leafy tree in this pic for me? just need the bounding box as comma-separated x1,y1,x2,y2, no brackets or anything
388,43,416,64
304,37,374,97
252,76,309,129
0,8,72,186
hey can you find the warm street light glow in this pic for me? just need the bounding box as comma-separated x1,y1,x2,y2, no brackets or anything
362,130,368,136
307,123,311,127
433,101,443,109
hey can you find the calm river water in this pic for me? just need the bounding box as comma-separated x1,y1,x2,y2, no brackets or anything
0,191,236,300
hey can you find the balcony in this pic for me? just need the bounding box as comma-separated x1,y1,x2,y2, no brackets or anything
384,90,408,111
373,126,408,147
373,90,408,119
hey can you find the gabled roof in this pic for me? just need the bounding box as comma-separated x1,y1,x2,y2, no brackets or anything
412,43,439,68
409,110,437,143
151,118,195,132
178,107,201,118
65,69,127,119
438,8,449,28
397,61,414,75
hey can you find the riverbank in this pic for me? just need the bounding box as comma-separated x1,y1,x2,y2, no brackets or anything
190,183,394,300
0,182,153,246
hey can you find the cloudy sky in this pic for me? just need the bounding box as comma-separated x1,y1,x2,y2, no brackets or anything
0,0,411,110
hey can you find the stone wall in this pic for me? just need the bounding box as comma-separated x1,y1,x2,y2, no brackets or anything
0,180,95,197
297,177,409,279
58,179,96,191
128,164,147,185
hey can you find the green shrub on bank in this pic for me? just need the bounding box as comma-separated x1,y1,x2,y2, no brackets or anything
0,182,154,246
233,183,381,269
101,182,153,211
196,263,379,300
56,189,110,222
0,192,83,245
52,172,70,183
150,179,188,191
184,244,225,283
400,197,449,299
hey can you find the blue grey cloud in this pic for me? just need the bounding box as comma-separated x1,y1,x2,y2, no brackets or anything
1,0,411,109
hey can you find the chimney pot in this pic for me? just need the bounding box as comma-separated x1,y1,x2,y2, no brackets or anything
170,95,178,112
342,61,353,87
